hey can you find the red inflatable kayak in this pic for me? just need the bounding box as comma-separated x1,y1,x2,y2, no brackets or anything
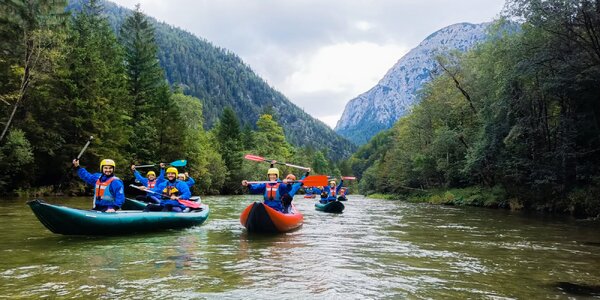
240,202,303,233
303,194,316,199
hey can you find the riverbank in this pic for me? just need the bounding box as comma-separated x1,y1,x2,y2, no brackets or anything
368,185,600,220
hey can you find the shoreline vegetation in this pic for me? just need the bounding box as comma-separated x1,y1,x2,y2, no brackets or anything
367,185,600,220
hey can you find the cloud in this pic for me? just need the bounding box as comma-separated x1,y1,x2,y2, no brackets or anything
109,0,506,126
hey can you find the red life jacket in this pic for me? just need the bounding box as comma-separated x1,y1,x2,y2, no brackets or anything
147,179,156,189
266,183,280,200
329,187,336,197
95,176,117,201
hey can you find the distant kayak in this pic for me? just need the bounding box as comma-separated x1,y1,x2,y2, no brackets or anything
27,199,209,235
315,200,345,213
304,194,316,199
240,202,303,233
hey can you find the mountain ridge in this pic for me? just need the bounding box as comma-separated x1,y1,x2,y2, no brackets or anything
335,22,491,145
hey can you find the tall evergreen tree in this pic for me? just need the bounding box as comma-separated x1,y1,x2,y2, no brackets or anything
61,0,130,168
215,107,243,193
120,4,178,162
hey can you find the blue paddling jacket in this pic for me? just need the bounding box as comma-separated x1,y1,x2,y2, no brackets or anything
248,180,293,212
151,179,192,210
133,168,165,195
322,180,344,201
77,168,125,209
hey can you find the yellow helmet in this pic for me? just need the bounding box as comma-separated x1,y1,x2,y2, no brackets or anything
329,180,336,185
267,168,279,177
166,167,178,176
100,159,116,170
146,171,156,177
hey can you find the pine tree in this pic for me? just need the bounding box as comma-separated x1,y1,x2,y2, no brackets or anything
120,4,178,162
215,107,243,193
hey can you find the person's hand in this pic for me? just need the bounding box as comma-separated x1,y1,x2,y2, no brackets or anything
307,168,311,173
241,180,248,186
139,186,148,191
72,159,80,167
170,195,178,200
184,172,189,176
283,179,290,184
131,164,136,171
270,160,277,164
105,208,116,213
160,163,166,168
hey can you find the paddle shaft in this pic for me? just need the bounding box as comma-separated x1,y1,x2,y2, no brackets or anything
134,160,187,168
76,136,94,160
129,184,172,198
244,154,310,171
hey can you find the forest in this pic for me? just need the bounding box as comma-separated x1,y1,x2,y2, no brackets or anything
350,0,600,218
0,0,348,196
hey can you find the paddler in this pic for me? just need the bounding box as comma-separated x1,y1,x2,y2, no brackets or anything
73,158,125,212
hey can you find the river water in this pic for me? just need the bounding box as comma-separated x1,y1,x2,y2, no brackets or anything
1,195,599,299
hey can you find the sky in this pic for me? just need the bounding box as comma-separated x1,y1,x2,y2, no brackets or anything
110,0,506,128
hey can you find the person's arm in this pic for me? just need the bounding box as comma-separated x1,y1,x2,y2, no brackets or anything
133,169,148,186
77,167,100,185
336,180,344,194
186,176,195,187
109,180,125,209
177,182,191,199
288,182,303,197
151,181,165,194
155,168,166,186
248,183,266,194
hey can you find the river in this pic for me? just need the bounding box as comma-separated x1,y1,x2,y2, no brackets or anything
1,195,599,299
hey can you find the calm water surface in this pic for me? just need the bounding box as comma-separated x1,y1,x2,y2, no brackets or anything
1,195,599,299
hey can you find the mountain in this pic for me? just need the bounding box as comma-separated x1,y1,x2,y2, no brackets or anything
67,0,355,160
335,22,491,145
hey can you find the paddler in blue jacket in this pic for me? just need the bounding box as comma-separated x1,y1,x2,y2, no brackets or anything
73,158,125,212
144,167,193,212
242,167,292,212
321,179,343,203
131,163,165,202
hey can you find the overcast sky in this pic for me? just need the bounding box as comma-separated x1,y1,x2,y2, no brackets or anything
110,0,506,128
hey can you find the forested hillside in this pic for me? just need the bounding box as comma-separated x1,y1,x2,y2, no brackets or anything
67,0,356,161
0,0,345,196
348,0,600,218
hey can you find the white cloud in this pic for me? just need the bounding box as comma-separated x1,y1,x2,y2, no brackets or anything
284,42,408,95
109,0,506,127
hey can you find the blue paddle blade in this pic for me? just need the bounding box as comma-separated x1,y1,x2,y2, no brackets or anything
170,159,187,167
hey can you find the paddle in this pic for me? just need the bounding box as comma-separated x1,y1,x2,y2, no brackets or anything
244,154,310,171
129,185,200,209
246,175,328,186
342,176,356,180
57,136,94,194
134,159,187,168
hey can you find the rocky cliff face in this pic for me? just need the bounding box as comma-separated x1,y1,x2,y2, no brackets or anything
335,22,490,145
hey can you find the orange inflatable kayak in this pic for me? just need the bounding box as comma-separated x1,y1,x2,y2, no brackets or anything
240,202,303,233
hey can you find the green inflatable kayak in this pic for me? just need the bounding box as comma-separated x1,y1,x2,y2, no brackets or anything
315,200,345,213
27,199,209,235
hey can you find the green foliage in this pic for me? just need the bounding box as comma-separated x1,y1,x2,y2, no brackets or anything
214,107,244,194
349,3,600,217
0,130,34,192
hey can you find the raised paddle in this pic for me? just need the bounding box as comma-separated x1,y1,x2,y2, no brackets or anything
57,136,94,194
246,175,328,186
342,176,356,180
244,154,310,171
134,159,187,168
